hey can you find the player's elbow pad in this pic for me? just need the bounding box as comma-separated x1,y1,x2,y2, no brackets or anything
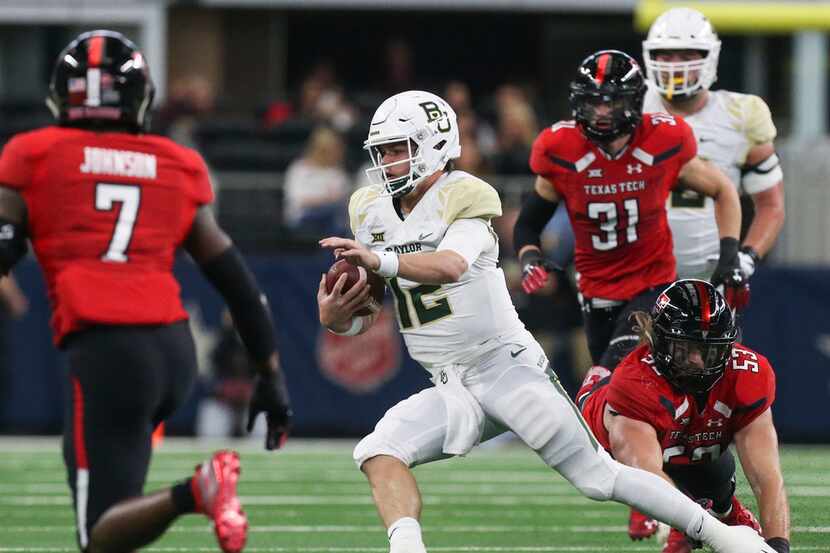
513,189,558,255
0,218,27,275
200,246,277,363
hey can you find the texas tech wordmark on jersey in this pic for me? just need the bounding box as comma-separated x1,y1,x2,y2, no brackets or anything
579,343,775,465
530,113,697,301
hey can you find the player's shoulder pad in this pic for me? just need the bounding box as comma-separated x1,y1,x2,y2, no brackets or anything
532,120,589,165
437,171,502,224
348,185,382,235
2,126,63,156
722,91,777,145
606,348,668,417
635,113,694,165
730,342,776,404
145,134,208,173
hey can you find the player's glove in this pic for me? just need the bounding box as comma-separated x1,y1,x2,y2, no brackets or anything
519,249,562,294
247,370,293,450
711,238,751,311
738,245,760,279
766,537,790,553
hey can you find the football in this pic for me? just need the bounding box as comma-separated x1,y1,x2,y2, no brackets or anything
325,259,386,316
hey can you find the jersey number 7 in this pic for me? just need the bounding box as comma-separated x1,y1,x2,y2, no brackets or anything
95,183,141,262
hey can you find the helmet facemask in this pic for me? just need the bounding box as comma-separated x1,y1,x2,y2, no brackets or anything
653,331,735,394
364,137,425,198
570,88,645,142
644,48,720,100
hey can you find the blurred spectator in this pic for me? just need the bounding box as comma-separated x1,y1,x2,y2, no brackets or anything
283,126,351,235
265,65,357,132
383,38,416,93
195,311,258,438
492,95,539,174
154,74,216,147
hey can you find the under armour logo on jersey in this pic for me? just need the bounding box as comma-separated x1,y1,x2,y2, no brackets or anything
439,370,448,384
706,418,724,428
588,168,603,178
627,163,643,174
371,232,385,243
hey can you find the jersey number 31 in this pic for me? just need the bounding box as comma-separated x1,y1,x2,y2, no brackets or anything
588,198,640,251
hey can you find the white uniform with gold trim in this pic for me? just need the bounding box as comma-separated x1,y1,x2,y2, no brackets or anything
350,171,615,492
349,170,524,368
644,87,778,279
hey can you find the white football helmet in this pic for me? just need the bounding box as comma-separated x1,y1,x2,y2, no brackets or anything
642,7,721,99
364,90,461,198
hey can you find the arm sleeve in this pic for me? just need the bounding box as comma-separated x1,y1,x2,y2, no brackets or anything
0,136,34,190
437,217,495,267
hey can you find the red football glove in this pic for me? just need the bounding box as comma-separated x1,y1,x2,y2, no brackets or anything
519,250,561,294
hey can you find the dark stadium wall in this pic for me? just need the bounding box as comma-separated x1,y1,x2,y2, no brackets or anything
3,256,829,442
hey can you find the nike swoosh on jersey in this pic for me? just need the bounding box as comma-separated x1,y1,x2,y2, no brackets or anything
510,347,527,358
418,232,432,240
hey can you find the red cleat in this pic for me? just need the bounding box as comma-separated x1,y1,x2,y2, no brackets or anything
721,496,762,533
662,528,696,553
192,450,248,553
628,508,659,540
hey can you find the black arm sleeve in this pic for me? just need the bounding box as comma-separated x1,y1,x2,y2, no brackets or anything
0,217,27,276
513,189,559,255
200,246,277,365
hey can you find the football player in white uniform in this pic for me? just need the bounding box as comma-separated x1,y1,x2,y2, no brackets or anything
642,7,785,302
316,90,775,553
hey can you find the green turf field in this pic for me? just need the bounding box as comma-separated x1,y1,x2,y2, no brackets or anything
0,438,827,552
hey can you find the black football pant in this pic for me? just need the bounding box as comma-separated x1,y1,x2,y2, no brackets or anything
62,321,197,552
665,449,737,514
581,283,672,369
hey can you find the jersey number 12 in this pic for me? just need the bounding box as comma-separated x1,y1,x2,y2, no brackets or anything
95,183,141,262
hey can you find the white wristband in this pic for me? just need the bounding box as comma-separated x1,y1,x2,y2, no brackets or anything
329,316,365,336
374,251,399,278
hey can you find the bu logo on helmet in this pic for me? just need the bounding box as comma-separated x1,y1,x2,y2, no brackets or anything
419,101,452,133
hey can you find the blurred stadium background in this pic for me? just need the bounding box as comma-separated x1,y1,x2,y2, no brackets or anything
0,1,829,549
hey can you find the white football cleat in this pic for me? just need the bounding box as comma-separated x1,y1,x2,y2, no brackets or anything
711,524,776,553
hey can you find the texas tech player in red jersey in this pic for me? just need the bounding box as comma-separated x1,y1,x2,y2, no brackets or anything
0,127,211,342
577,280,790,553
514,50,742,370
0,31,291,553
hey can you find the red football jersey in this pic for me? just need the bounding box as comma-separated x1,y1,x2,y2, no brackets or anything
529,114,696,300
580,343,775,466
0,126,213,344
